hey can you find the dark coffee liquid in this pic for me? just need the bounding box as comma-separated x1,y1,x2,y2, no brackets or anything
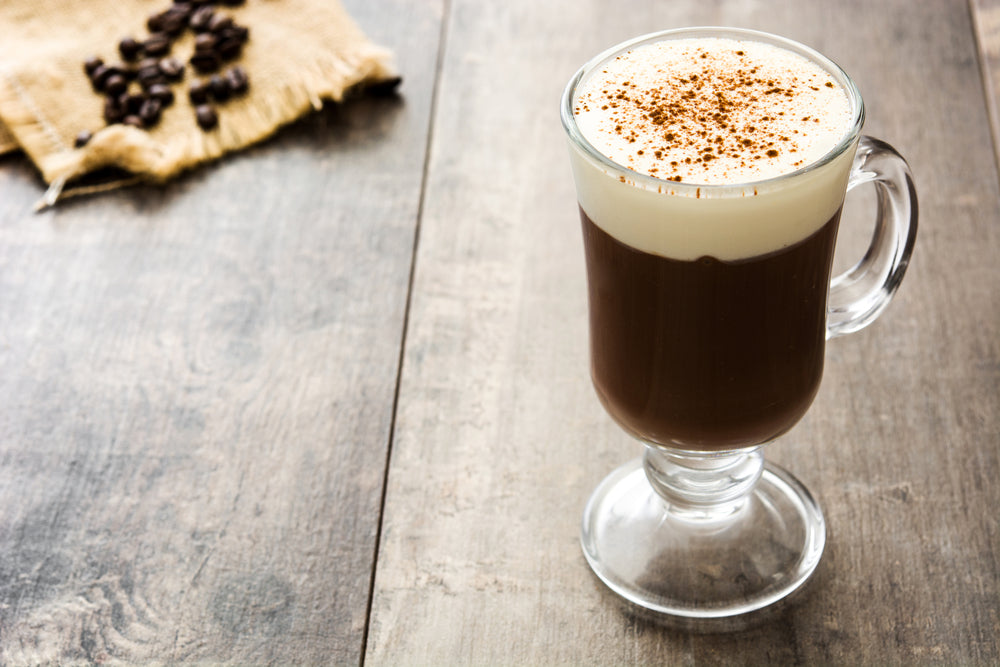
581,208,841,450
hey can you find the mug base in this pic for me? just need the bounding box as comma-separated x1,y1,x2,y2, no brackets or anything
581,457,825,627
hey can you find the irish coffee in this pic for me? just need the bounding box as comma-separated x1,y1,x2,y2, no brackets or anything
566,27,917,622
566,35,859,450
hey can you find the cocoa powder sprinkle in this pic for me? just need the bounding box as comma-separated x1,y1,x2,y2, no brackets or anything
573,38,852,184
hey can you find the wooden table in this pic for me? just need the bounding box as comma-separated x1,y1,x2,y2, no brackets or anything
1,0,997,664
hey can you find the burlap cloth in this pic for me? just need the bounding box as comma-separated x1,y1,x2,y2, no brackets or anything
0,0,397,207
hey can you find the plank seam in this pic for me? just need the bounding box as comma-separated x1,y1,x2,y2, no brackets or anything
359,0,453,664
969,0,1000,187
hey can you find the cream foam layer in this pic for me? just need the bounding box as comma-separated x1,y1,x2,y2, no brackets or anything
567,35,859,261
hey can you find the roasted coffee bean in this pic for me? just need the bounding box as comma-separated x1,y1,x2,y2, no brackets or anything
208,14,233,34
90,64,113,90
123,115,145,128
136,58,160,75
214,24,248,47
74,130,93,148
118,37,143,61
216,37,243,61
189,7,214,31
190,51,220,74
227,24,250,43
139,98,163,126
104,63,130,78
104,98,124,124
194,32,217,52
225,66,249,94
120,91,146,115
148,83,175,106
189,79,210,104
139,72,167,90
84,56,104,76
147,11,166,33
136,59,162,85
144,33,172,57
158,57,185,81
169,5,193,22
208,74,230,102
195,104,218,130
146,9,182,34
161,10,188,36
104,73,128,96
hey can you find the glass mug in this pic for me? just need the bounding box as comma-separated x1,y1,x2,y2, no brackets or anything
561,27,916,623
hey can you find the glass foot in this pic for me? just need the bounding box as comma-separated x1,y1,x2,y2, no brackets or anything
581,456,825,624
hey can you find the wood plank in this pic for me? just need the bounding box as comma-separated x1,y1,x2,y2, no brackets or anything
0,0,442,663
972,0,1000,166
367,0,1000,663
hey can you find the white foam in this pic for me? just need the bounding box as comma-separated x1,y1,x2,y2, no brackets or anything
566,35,860,261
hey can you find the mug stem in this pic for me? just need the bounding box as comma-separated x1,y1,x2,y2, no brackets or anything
643,446,764,521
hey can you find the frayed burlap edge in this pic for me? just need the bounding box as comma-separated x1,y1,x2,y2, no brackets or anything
0,120,16,154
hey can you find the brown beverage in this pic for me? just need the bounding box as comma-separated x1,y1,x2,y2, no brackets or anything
582,207,840,450
566,35,858,451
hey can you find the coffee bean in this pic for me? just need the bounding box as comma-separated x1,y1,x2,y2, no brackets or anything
135,58,163,87
119,64,139,81
147,12,165,33
225,24,250,43
208,74,230,102
104,73,128,96
189,7,214,31
195,104,218,130
225,66,249,95
139,73,167,91
208,14,234,34
158,57,185,81
75,130,93,148
190,51,221,74
170,5,193,21
208,74,233,102
123,115,145,128
136,57,160,73
148,83,175,106
90,64,113,90
118,36,143,61
120,92,145,115
194,32,218,53
104,97,124,124
189,79,210,104
217,37,243,61
161,9,188,36
139,98,163,126
144,33,172,57
105,63,131,78
84,56,104,76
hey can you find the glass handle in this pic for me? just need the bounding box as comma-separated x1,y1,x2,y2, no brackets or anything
827,135,918,339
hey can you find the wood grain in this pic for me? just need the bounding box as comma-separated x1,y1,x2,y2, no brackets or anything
0,0,442,663
366,0,999,664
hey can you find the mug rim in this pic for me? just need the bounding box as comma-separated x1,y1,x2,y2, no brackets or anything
560,26,866,193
